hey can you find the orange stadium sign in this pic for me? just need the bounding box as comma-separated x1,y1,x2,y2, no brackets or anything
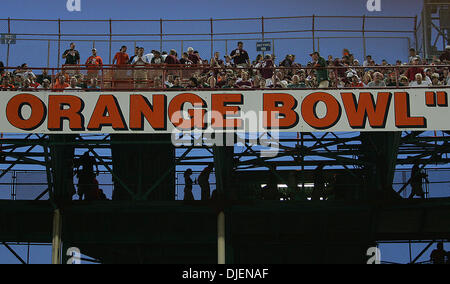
0,89,448,133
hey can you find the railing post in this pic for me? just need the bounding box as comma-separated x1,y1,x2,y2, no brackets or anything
109,19,112,65
51,209,62,264
210,18,214,60
312,14,316,52
225,40,228,56
217,211,225,264
261,16,265,57
6,17,10,68
414,15,418,52
57,19,61,68
160,18,163,52
47,40,50,68
362,15,367,60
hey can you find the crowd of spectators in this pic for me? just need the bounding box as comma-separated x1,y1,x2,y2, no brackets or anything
1,41,450,91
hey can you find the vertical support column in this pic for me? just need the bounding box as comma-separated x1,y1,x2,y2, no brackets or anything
160,19,163,52
181,40,184,57
57,19,61,68
225,40,228,56
217,211,225,264
261,16,265,57
47,40,51,68
109,19,112,64
6,17,10,68
210,18,214,60
51,209,62,264
362,15,367,59
312,15,316,52
414,15,418,52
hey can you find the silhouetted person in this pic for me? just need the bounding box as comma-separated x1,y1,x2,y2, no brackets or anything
183,169,194,201
409,163,429,199
430,242,447,264
74,151,98,200
263,168,279,200
198,163,213,201
312,165,325,201
210,189,217,200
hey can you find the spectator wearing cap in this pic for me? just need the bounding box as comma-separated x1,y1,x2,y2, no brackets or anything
85,48,103,80
310,51,329,88
348,73,363,88
399,76,409,87
230,41,250,67
423,68,433,85
429,73,441,87
404,57,425,82
440,45,450,64
165,49,181,65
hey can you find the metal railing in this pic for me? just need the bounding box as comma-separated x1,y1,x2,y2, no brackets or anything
1,64,449,91
0,15,417,68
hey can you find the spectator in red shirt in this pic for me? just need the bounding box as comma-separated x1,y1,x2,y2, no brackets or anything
165,49,181,65
259,54,275,80
404,57,425,82
0,76,15,90
349,73,364,88
85,48,103,80
187,47,200,65
113,46,129,66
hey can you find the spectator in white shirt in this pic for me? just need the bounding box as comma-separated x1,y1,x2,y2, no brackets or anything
64,77,82,92
367,72,386,87
409,73,428,87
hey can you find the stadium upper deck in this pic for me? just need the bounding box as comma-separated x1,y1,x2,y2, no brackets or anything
0,45,449,91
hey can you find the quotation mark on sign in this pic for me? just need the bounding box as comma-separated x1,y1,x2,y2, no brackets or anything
426,91,448,107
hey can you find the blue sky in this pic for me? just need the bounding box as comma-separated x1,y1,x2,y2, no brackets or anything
1,0,449,265
0,0,425,68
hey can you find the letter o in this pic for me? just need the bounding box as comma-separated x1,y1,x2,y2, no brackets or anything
6,94,46,131
301,92,341,130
